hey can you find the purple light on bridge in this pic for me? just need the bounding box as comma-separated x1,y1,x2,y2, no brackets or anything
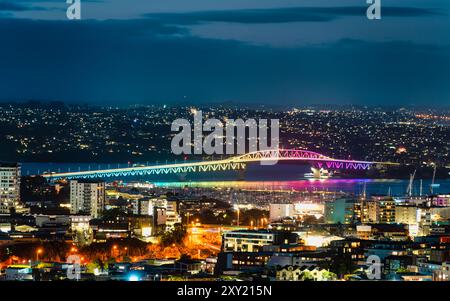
316,161,372,170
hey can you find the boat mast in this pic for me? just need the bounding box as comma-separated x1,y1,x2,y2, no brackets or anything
407,169,416,197
431,165,437,194
419,179,423,197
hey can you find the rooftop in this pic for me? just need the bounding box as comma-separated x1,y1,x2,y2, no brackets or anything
0,162,20,168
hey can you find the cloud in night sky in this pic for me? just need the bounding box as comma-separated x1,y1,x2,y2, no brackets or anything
1,0,449,107
0,1,42,11
144,6,441,25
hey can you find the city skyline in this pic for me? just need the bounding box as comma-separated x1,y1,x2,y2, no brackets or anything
1,103,448,166
1,0,450,287
1,0,450,106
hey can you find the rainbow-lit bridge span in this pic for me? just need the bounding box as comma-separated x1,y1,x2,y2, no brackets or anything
41,149,399,180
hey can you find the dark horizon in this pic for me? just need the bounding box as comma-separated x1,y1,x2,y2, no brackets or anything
1,99,450,110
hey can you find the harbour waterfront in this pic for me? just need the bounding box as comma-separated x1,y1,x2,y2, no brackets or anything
153,179,450,197
22,162,450,197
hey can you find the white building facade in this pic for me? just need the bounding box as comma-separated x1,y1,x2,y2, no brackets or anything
70,180,105,218
0,163,21,214
269,203,295,222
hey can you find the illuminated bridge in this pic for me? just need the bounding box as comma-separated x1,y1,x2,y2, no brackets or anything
41,149,399,180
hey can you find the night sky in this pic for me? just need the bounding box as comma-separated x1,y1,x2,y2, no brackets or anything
1,0,449,107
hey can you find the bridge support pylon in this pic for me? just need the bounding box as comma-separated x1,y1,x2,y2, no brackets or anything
236,169,247,181
178,172,188,181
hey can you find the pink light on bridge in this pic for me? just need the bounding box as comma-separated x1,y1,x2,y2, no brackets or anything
316,161,372,170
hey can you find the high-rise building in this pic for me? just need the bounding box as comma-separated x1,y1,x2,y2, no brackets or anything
379,199,396,224
366,198,396,224
269,203,295,222
324,199,356,224
70,180,105,218
166,200,181,229
353,201,369,223
133,198,153,216
395,206,420,225
152,206,167,234
0,163,21,214
366,201,379,223
222,229,298,252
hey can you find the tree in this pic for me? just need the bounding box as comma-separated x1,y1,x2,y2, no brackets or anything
302,215,323,225
300,271,314,281
330,254,357,278
86,261,101,274
396,267,409,274
322,270,337,281
123,256,131,263
178,254,191,262
160,223,187,247
73,228,93,247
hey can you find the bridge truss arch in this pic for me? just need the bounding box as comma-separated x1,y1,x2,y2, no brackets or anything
42,149,398,180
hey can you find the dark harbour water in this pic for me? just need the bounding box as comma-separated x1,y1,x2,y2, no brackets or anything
153,179,450,197
21,162,450,197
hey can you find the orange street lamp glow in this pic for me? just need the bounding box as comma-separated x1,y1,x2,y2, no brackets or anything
36,249,43,261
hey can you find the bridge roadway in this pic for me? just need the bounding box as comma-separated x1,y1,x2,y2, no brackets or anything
41,149,399,180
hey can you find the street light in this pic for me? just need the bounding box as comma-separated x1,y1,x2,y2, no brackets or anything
112,245,118,256
36,249,43,261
